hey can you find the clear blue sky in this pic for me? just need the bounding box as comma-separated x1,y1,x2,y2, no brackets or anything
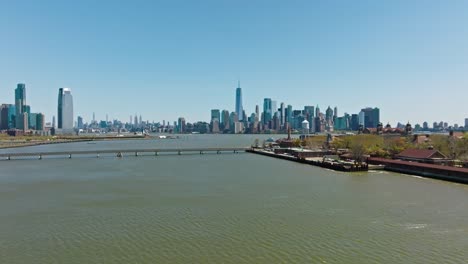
1,0,467,126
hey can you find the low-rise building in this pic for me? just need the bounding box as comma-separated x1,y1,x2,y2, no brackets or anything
396,149,450,165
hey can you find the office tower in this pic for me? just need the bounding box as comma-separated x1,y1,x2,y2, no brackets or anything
303,106,314,132
358,110,365,127
286,105,293,124
21,112,29,131
465,118,468,128
255,105,260,122
315,105,320,117
210,109,221,133
325,106,333,123
139,115,142,126
15,83,27,129
229,111,238,131
333,106,338,119
235,81,244,121
36,113,45,131
29,113,37,130
77,116,84,129
271,101,277,118
263,98,272,124
304,106,314,118
221,110,230,131
360,107,380,128
177,117,186,133
211,109,220,122
0,104,16,129
280,103,285,126
57,88,74,130
350,114,359,130
134,114,138,127
334,117,348,130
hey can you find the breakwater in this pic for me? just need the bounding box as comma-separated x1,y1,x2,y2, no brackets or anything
247,149,368,172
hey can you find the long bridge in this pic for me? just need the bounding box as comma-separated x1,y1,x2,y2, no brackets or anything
0,147,250,160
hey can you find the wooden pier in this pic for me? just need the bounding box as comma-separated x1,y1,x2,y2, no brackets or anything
0,147,250,160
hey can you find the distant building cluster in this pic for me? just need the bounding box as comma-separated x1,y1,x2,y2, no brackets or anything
205,82,381,134
0,83,77,136
0,83,46,135
1,82,466,136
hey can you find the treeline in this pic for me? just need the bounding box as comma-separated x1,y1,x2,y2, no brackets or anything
302,134,468,161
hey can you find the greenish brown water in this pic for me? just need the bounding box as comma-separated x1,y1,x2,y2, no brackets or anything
0,135,467,263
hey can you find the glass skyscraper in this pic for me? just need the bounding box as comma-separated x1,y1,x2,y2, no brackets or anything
263,98,272,124
15,83,26,129
58,88,74,130
235,81,244,121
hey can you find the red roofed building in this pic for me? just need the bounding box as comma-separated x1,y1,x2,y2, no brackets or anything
396,149,450,165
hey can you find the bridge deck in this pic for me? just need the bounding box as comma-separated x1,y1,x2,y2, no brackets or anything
0,147,250,158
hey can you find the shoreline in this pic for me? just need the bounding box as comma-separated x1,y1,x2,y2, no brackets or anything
0,135,148,150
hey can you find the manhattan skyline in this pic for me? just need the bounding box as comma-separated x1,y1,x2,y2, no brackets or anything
1,1,467,125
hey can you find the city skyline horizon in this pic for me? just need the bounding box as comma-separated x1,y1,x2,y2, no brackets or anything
0,81,466,128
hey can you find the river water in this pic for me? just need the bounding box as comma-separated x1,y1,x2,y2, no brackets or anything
0,134,467,263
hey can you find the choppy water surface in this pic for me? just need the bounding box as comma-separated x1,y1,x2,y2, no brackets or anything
0,135,467,263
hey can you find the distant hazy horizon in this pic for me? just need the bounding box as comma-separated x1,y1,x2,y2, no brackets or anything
1,1,467,125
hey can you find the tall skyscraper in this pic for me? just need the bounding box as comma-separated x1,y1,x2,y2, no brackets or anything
263,98,272,124
325,106,333,123
304,106,314,132
235,81,244,121
465,118,468,128
36,113,45,131
280,103,285,126
15,83,27,129
287,104,293,124
271,101,277,117
77,116,84,129
57,88,74,130
255,105,260,121
177,117,186,133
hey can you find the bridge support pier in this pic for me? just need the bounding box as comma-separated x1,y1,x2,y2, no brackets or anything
39,154,42,160
135,152,138,157
155,152,158,156
200,151,203,155
7,155,10,160
68,154,72,159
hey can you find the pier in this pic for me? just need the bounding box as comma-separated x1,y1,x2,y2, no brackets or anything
247,148,368,172
0,147,249,160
